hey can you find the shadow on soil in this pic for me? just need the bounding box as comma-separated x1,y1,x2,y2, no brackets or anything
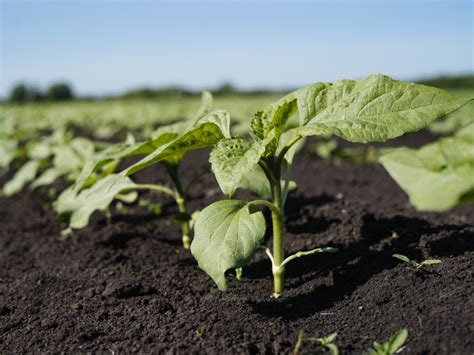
251,214,472,320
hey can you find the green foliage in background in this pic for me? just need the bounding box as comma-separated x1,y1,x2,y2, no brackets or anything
380,123,474,211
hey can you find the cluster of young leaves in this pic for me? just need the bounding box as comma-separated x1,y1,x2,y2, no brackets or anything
54,93,231,248
1,129,101,196
380,122,474,211
366,329,408,355
191,74,470,295
392,254,441,272
293,329,407,355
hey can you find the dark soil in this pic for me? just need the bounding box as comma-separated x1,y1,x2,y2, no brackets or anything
1,132,473,354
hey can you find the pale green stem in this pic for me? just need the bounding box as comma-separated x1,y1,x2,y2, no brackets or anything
133,183,175,198
270,179,285,296
166,164,192,249
275,135,302,169
279,247,338,268
235,267,243,281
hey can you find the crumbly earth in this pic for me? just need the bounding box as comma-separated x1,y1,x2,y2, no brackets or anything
0,132,473,354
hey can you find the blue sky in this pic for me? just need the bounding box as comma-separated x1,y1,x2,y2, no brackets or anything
1,0,472,97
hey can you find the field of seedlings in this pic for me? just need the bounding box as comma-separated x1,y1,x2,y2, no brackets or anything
1,75,473,354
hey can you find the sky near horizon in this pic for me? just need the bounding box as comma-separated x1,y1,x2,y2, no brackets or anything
0,0,472,97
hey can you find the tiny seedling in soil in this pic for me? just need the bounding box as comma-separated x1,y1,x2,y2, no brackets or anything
293,331,339,355
366,329,408,355
392,254,442,272
191,74,470,296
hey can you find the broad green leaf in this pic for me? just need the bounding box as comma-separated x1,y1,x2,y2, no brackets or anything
380,124,474,211
190,200,266,291
210,131,275,197
54,173,137,229
2,160,40,196
124,111,230,176
52,145,85,175
420,259,442,266
275,74,471,143
31,167,63,189
0,139,18,169
151,121,189,139
392,254,410,263
192,91,214,121
238,165,297,200
28,140,53,160
73,131,178,190
429,97,474,134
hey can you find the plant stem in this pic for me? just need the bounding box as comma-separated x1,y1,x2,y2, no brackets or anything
166,164,192,249
270,168,285,297
176,195,191,249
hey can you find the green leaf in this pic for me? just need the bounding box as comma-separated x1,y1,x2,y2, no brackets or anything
366,329,408,355
31,167,63,189
326,343,339,355
420,259,442,266
280,74,471,143
380,124,474,211
387,329,408,353
210,130,275,197
2,160,40,196
74,131,178,190
325,332,338,343
250,95,298,154
54,173,137,229
190,200,266,291
277,128,306,165
0,139,18,170
123,110,230,176
429,97,474,134
192,91,214,121
238,165,297,200
392,254,410,263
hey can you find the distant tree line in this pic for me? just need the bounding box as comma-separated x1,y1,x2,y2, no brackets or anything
7,74,473,103
8,82,74,103
119,82,288,100
417,75,474,90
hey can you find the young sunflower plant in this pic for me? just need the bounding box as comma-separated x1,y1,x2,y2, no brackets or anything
55,93,230,248
190,74,470,297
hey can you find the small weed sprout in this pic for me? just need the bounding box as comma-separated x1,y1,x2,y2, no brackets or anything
392,254,442,272
366,329,408,355
293,331,339,355
308,332,339,355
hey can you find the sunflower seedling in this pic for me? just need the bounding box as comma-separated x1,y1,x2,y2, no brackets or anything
392,254,441,272
366,329,408,355
191,74,470,296
308,332,339,355
293,331,339,355
55,92,230,248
